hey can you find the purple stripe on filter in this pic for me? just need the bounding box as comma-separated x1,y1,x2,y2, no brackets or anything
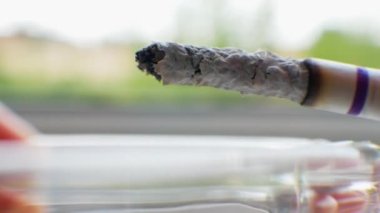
348,67,369,115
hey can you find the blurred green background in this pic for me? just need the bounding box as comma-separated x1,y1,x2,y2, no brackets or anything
2,29,380,105
2,0,380,105
0,0,379,140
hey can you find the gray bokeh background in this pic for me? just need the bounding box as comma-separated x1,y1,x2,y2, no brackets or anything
13,103,379,142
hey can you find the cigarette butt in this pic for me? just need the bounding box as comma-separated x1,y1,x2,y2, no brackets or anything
136,42,380,121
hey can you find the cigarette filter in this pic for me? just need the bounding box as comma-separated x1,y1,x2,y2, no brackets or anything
302,59,380,120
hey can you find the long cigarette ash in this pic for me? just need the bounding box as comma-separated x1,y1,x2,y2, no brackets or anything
136,42,309,103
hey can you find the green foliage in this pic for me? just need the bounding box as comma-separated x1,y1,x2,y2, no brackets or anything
0,67,9,85
309,30,380,68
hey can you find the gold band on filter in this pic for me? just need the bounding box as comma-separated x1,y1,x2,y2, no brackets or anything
301,59,380,120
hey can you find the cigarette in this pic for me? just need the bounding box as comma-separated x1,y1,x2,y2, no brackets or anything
136,42,380,120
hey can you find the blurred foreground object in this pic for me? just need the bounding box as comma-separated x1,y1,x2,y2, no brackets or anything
0,188,42,213
136,42,380,121
0,104,377,212
0,103,37,141
0,135,379,212
0,103,42,212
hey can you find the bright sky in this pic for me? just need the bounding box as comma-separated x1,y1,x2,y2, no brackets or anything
1,0,379,49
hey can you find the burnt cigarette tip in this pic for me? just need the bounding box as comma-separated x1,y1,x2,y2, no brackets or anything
135,44,166,81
